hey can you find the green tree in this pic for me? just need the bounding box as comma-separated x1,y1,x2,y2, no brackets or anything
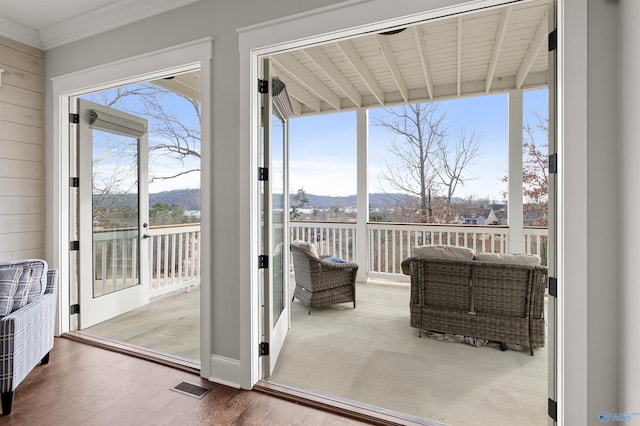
290,188,309,220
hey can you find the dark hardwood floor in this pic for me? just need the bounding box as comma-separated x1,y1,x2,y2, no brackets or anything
3,337,371,425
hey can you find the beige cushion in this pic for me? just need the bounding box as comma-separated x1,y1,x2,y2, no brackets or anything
291,240,319,258
474,252,541,266
412,245,475,261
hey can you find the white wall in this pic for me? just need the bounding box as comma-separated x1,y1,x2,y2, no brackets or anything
618,0,640,414
586,0,619,421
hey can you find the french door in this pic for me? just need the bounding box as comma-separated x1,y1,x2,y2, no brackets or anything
76,99,151,329
260,58,290,377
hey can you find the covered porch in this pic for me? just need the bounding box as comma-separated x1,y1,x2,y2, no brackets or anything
86,270,547,425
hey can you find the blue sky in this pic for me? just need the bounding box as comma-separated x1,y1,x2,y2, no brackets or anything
85,82,547,201
83,84,202,194
289,88,548,201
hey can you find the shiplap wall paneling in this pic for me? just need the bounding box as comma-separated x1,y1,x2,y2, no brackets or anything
0,35,45,260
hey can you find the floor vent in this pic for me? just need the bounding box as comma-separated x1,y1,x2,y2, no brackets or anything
172,381,210,399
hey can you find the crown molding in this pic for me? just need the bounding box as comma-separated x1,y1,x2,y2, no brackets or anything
0,0,201,51
0,15,42,49
41,0,201,50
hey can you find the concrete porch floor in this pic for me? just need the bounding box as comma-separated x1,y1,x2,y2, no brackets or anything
81,280,547,425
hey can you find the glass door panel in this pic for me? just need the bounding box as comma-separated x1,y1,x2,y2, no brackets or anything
260,58,290,377
91,129,141,297
272,113,286,323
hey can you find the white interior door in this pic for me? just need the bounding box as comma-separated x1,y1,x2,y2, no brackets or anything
260,58,290,377
77,99,151,329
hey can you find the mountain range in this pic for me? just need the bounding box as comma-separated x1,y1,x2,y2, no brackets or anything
99,188,490,211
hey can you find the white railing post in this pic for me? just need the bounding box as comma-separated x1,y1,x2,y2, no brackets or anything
508,90,525,253
355,108,369,282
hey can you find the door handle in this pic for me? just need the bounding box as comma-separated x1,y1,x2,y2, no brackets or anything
142,234,150,239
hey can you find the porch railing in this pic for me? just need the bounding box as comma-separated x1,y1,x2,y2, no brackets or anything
147,224,201,297
92,223,201,299
290,221,357,262
290,221,548,279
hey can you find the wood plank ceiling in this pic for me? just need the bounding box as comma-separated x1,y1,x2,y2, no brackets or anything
267,0,550,117
155,0,550,117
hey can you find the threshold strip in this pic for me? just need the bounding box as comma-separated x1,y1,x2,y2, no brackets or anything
62,331,200,376
253,380,445,426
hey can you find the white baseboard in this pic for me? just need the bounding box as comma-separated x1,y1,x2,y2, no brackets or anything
208,354,241,388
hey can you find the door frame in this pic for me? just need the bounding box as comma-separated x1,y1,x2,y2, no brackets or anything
239,0,565,418
49,37,213,377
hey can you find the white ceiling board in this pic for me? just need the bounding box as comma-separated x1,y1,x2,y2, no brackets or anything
268,0,550,117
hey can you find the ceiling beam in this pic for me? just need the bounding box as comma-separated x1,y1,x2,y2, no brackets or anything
485,8,511,93
375,34,409,103
412,26,434,100
515,10,547,90
304,46,362,108
457,17,462,97
271,53,342,111
336,40,385,106
273,68,322,113
290,98,303,116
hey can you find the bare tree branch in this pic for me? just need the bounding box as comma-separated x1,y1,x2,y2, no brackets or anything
375,103,481,223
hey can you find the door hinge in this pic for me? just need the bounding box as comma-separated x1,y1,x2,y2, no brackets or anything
258,79,268,94
259,342,270,356
258,255,269,269
69,113,79,124
70,177,79,188
548,29,557,52
70,304,80,315
258,167,268,181
548,398,557,421
548,277,557,298
70,241,80,251
549,153,558,174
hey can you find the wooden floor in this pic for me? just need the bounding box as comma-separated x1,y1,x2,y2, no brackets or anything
4,337,371,426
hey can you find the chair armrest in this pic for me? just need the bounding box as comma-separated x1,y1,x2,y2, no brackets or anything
0,289,56,391
401,257,415,275
45,269,58,295
318,258,359,270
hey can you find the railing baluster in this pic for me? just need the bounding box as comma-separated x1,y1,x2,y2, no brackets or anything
100,241,106,296
392,230,397,274
121,236,127,288
377,229,381,274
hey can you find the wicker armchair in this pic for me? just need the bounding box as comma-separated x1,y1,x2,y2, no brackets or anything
290,240,358,314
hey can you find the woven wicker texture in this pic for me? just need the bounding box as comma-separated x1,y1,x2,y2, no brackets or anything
290,241,358,314
402,257,547,355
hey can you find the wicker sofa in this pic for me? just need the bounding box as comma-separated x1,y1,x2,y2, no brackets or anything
0,259,58,415
401,246,547,355
290,240,358,314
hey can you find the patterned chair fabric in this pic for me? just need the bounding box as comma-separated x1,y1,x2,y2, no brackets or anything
290,240,358,314
0,260,57,415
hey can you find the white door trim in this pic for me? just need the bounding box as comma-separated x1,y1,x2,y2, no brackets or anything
238,0,542,390
48,37,213,378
